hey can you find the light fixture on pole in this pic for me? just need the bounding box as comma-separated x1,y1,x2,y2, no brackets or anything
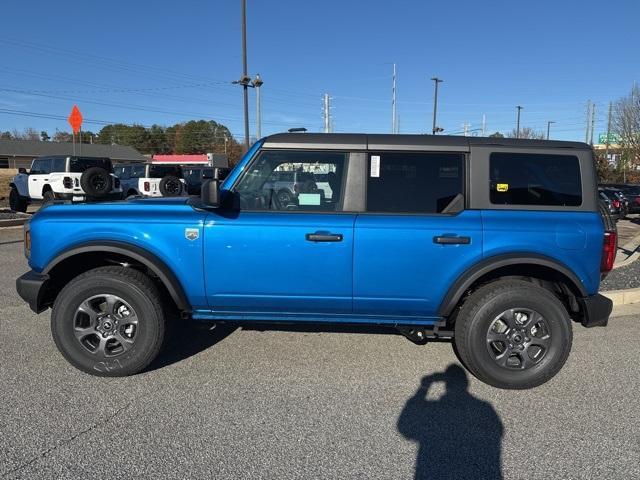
431,77,443,135
516,106,523,138
546,121,555,140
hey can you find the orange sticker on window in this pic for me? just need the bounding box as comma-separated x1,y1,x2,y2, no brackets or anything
497,183,509,192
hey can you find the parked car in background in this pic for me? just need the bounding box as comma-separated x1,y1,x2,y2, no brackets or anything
9,156,122,211
599,190,619,222
17,133,613,390
114,164,186,198
604,184,640,213
600,187,628,219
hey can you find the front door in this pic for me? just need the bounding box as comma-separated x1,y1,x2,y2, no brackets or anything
204,149,355,315
353,151,483,318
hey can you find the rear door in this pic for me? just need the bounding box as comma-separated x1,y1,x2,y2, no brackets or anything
353,151,482,319
204,149,356,315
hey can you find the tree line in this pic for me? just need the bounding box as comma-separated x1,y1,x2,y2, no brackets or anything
1,120,245,164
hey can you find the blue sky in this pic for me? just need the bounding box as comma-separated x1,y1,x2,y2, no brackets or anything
0,0,638,142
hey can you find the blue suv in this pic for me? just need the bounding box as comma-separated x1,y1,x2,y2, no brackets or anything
16,134,615,389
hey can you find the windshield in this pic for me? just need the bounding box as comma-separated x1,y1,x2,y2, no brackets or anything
148,165,182,178
69,157,113,173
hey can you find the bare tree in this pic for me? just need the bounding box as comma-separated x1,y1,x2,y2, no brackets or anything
10,127,41,141
612,84,640,171
506,127,546,140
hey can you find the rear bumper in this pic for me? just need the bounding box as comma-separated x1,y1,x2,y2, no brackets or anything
578,294,612,327
16,270,51,314
54,191,123,201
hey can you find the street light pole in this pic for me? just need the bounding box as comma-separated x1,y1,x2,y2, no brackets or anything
516,106,523,138
431,77,443,135
252,74,263,139
240,0,250,150
546,121,555,140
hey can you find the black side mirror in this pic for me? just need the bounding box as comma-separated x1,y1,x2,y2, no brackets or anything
201,179,220,207
18,167,27,174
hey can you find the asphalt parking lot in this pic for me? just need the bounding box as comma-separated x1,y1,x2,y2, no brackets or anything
1,226,639,480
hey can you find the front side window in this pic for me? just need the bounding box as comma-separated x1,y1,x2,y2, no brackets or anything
114,166,130,179
490,153,581,206
31,158,52,174
366,152,464,214
232,150,347,211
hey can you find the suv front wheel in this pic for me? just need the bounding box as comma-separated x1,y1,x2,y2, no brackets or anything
51,266,166,377
454,279,572,389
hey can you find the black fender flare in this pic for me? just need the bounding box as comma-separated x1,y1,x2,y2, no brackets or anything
42,241,191,312
437,253,588,317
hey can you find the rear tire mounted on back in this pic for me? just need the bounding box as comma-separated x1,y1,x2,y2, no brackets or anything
159,175,183,196
51,266,166,377
80,167,112,198
453,279,572,389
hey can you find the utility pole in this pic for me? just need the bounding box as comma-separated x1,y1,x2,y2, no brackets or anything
482,114,486,136
516,106,523,138
240,0,250,150
590,103,596,145
585,100,592,144
463,123,469,137
391,63,397,134
323,93,331,133
605,101,612,162
252,74,263,139
546,121,555,140
431,77,443,135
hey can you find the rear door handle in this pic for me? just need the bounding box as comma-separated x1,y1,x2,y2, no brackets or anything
434,236,471,245
306,232,343,242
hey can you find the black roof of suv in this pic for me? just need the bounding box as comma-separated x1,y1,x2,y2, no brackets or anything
262,133,590,151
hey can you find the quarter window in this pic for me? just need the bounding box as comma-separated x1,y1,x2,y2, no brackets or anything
366,152,464,214
233,150,347,211
490,153,581,206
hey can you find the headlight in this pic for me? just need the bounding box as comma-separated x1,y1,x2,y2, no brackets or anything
24,226,31,259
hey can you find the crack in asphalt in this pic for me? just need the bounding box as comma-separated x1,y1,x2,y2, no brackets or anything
1,402,131,478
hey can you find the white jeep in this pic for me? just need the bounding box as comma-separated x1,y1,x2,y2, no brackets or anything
114,164,186,198
9,156,123,212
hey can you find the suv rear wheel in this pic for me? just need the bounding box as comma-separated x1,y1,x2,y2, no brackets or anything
51,266,165,377
454,279,572,389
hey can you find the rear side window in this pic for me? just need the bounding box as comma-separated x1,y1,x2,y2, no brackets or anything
366,152,464,214
51,158,66,172
490,153,581,206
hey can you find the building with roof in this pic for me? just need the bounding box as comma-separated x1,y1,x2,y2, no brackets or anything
0,139,148,169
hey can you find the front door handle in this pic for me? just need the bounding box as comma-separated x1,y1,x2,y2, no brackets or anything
306,232,343,242
434,236,471,245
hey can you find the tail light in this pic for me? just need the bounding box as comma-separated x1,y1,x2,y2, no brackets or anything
635,197,640,205
63,177,73,188
600,230,617,273
144,181,150,192
612,200,620,209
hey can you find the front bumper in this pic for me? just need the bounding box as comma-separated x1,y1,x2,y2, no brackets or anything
578,293,612,327
16,270,51,314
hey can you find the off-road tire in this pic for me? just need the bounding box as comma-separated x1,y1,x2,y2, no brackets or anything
9,187,27,212
159,175,183,196
80,167,112,198
51,266,166,377
42,189,55,205
454,279,572,389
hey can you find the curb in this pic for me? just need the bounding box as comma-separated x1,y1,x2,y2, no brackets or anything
602,287,640,306
613,231,640,269
0,218,28,228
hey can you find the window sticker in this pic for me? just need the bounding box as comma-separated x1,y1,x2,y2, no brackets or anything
370,155,380,177
298,193,321,205
496,183,509,192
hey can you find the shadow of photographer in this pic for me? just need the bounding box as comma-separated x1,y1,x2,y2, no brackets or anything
398,364,503,480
